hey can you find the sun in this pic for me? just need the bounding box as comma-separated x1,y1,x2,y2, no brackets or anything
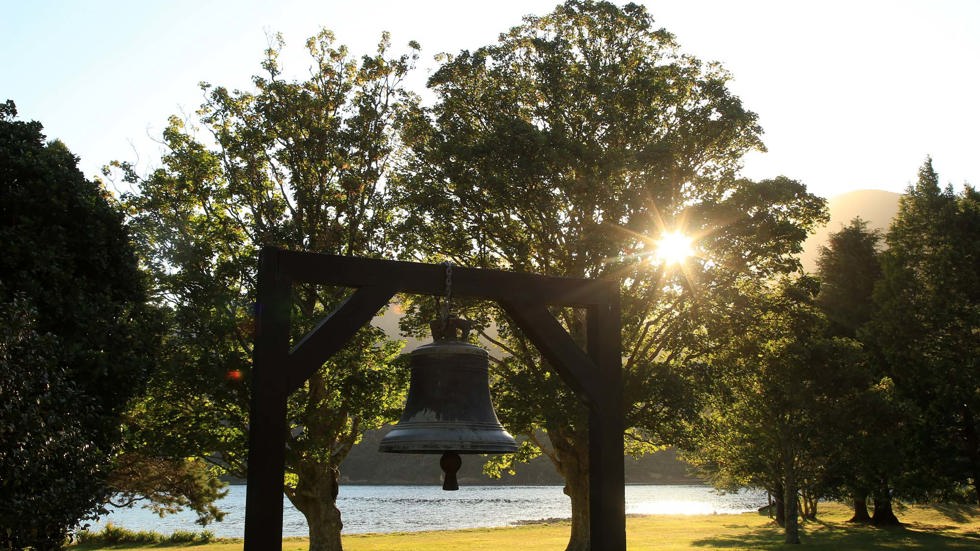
653,231,694,266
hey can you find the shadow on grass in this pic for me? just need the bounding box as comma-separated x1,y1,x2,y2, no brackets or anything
691,522,980,549
929,503,980,524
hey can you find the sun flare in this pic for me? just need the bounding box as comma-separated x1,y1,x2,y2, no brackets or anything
653,231,694,266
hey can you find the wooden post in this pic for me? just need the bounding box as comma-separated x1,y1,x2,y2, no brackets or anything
243,248,626,550
243,248,291,550
588,288,625,550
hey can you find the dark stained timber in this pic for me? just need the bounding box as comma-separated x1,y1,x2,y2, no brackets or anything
286,285,397,393
244,246,625,550
498,300,602,407
588,299,626,550
277,248,611,306
244,248,292,549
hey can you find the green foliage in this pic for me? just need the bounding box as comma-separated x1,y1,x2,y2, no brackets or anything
106,453,227,526
686,276,873,541
0,296,104,549
812,217,905,522
816,218,882,339
0,101,158,550
395,1,826,547
74,523,215,546
866,158,980,503
112,29,417,548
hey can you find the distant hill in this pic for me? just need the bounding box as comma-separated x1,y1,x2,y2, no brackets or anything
340,426,700,486
800,189,902,272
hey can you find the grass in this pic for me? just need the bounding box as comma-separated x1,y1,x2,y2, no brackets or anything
71,502,980,550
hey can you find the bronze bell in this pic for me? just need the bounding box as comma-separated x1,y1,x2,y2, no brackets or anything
379,317,518,490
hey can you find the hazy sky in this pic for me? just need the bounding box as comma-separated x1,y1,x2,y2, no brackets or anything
3,0,977,199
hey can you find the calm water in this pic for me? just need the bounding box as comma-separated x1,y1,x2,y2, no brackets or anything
90,484,766,537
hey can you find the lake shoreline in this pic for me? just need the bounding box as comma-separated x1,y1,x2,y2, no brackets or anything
92,484,767,537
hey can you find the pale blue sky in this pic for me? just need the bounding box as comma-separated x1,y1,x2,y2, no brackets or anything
2,0,977,199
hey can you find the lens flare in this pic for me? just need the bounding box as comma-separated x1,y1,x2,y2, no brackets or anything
653,231,694,266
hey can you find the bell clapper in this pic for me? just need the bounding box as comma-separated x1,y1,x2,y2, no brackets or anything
378,262,517,490
440,452,462,491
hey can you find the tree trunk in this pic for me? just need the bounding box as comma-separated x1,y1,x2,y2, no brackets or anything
772,483,785,528
800,488,818,520
848,491,871,523
871,487,901,526
783,455,800,544
289,464,344,551
564,467,591,551
961,406,980,506
545,426,590,551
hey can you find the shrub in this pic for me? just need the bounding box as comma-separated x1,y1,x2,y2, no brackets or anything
74,523,215,546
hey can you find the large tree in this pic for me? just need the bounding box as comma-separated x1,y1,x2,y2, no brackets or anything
813,217,930,527
395,2,826,549
687,276,871,544
816,218,882,339
115,31,416,551
866,158,980,506
0,101,158,549
813,218,887,522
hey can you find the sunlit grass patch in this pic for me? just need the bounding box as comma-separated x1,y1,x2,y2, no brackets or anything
71,502,980,550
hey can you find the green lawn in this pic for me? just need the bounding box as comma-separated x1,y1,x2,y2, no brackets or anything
73,502,980,550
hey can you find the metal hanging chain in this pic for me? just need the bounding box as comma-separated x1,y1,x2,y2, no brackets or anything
440,261,453,327
443,261,453,302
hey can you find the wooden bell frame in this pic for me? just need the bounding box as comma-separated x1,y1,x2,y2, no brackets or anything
243,246,626,550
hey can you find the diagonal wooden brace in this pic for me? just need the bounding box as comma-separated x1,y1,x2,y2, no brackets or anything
286,285,396,393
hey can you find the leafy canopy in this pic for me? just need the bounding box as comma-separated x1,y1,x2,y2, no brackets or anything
866,158,980,503
114,30,417,549
0,100,158,549
395,2,827,548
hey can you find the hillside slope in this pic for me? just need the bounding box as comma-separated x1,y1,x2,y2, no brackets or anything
800,189,901,272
